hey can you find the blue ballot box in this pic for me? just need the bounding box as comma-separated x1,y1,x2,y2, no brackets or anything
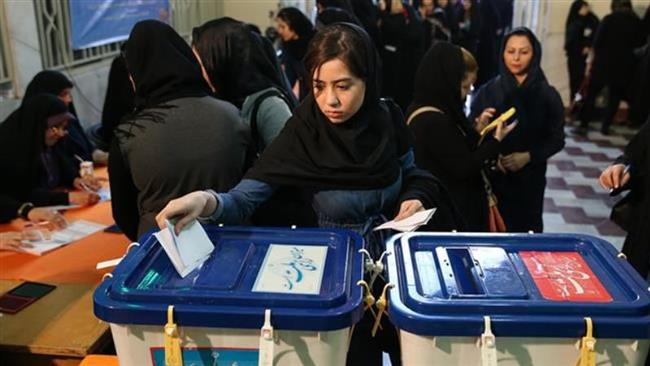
385,232,650,365
95,225,365,366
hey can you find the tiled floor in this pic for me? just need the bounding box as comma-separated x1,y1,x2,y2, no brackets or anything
543,122,638,251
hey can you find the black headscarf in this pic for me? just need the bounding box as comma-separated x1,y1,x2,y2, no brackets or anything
317,0,355,13
192,17,295,109
245,23,409,190
23,70,74,108
100,55,136,145
566,0,588,29
499,27,547,91
0,94,73,200
123,20,210,110
277,7,315,60
316,7,362,28
410,42,471,132
21,70,94,160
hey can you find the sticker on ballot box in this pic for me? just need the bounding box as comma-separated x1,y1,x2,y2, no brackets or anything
151,347,258,366
521,251,613,302
253,244,328,295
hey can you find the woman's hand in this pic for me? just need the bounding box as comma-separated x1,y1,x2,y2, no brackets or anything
156,191,217,235
69,191,101,206
27,208,67,229
0,232,34,252
493,119,517,142
475,108,496,134
394,199,424,221
599,164,630,190
74,176,103,191
500,152,531,172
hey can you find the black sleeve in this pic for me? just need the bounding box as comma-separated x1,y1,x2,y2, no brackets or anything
530,87,566,164
409,113,500,181
621,120,650,175
108,139,140,241
0,194,21,223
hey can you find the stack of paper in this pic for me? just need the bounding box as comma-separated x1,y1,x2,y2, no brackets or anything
22,220,107,255
154,219,214,278
373,208,437,232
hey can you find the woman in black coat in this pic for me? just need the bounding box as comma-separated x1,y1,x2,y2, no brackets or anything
22,70,105,163
576,0,644,135
378,0,424,110
564,0,599,104
408,43,515,231
0,94,100,209
600,119,650,279
275,7,315,101
470,27,565,233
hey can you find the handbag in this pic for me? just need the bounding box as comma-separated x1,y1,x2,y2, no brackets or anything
482,170,507,232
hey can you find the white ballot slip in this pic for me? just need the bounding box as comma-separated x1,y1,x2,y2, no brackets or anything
373,208,437,232
154,219,214,278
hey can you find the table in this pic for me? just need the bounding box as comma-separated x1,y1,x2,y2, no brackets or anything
0,168,129,364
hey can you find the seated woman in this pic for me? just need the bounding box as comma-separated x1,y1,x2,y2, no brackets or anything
0,94,101,215
109,20,250,241
407,43,516,231
157,23,461,366
470,27,565,233
0,194,67,252
191,17,295,153
22,70,108,164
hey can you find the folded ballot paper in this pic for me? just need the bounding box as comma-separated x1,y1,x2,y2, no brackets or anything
154,219,214,278
373,208,437,232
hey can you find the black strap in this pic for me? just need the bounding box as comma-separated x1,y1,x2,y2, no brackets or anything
244,89,291,171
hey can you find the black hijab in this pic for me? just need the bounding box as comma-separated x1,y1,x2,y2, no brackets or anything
192,17,294,109
0,94,73,199
410,42,470,132
20,70,94,160
123,20,210,110
23,70,74,110
277,7,315,60
316,7,362,28
566,0,588,29
499,27,547,92
100,55,136,145
245,23,409,190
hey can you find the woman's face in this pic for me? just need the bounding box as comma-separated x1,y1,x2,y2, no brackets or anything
58,88,73,106
578,4,589,16
276,19,298,42
461,71,476,101
437,0,449,8
313,58,366,124
503,35,534,77
462,0,472,11
44,120,69,147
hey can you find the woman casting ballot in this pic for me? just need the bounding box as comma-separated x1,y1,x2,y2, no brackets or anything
157,23,457,366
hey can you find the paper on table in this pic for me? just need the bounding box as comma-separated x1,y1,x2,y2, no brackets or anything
154,219,214,278
21,219,108,255
373,208,437,232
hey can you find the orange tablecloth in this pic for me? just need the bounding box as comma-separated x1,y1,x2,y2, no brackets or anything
0,168,130,284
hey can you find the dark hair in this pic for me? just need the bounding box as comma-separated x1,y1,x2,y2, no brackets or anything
276,7,315,39
316,7,361,29
303,23,370,90
611,0,632,12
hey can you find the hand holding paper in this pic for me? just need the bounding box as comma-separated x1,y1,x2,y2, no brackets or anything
154,219,214,278
373,208,437,232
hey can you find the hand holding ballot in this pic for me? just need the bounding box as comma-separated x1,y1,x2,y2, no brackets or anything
479,107,518,143
154,219,214,278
